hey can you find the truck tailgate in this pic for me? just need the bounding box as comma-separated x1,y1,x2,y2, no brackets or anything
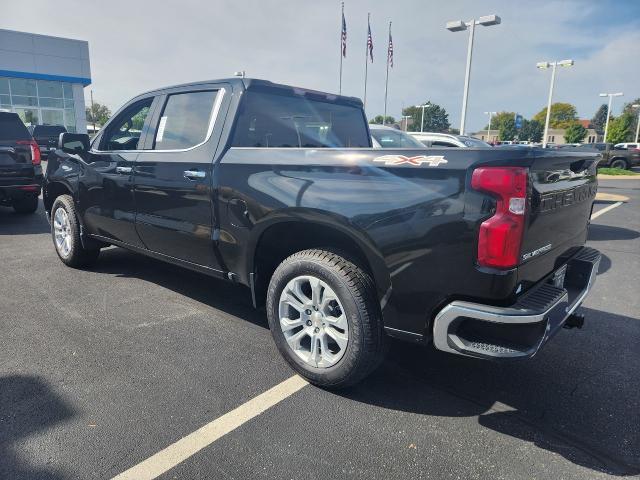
518,149,599,286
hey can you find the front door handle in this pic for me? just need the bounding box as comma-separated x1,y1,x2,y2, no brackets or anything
115,166,132,174
184,170,206,180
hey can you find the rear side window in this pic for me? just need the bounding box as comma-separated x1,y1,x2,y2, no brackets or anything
370,129,423,148
33,125,67,138
0,113,31,141
154,90,218,150
231,90,370,148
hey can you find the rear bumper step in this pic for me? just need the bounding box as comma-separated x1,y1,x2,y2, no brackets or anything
433,247,601,359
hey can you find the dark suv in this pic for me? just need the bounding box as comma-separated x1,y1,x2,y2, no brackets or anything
578,142,640,170
0,112,43,213
28,124,67,158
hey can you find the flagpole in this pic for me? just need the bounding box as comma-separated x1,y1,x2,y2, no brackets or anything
383,21,391,125
339,2,344,94
363,13,370,110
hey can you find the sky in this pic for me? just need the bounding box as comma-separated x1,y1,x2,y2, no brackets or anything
4,0,640,132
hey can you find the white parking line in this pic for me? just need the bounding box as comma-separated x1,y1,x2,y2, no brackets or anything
112,375,308,480
591,201,623,220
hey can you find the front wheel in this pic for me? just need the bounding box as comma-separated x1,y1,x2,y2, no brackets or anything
266,249,385,389
610,158,628,170
51,195,100,268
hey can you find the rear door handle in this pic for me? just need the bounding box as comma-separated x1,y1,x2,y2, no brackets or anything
184,170,206,180
115,166,132,174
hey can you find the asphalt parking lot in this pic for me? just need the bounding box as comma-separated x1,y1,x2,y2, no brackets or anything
1,175,639,480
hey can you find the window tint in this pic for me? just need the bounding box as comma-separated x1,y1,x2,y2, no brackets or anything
101,99,153,151
32,125,66,138
0,112,31,141
154,91,218,150
431,141,457,148
370,128,423,148
231,90,370,148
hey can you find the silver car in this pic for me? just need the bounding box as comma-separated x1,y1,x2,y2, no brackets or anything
370,124,425,148
409,132,491,148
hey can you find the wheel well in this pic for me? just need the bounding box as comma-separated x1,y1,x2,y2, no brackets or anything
44,182,72,213
252,222,375,307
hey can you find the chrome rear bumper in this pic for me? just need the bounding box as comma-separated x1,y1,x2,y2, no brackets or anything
433,247,601,359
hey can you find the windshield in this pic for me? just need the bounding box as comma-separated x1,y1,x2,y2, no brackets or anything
371,128,424,148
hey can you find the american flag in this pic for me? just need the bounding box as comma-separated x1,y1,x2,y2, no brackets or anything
367,18,373,62
387,27,394,67
341,7,347,58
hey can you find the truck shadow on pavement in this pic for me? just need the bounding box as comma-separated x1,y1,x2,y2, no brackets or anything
0,202,51,236
587,224,639,242
0,375,76,480
339,306,640,476
92,247,268,330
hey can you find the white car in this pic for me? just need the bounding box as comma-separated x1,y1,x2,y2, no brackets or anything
369,124,425,148
409,132,491,148
614,142,639,150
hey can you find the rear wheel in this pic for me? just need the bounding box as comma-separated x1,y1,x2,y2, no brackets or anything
51,195,100,268
266,249,385,389
610,158,628,170
12,196,38,214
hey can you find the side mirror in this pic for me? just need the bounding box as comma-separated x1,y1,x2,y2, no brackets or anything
58,132,90,155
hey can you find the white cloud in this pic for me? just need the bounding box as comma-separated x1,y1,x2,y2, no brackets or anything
4,0,638,130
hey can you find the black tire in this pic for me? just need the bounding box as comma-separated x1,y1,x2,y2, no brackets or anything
51,194,100,268
12,196,38,214
610,158,628,170
266,249,385,389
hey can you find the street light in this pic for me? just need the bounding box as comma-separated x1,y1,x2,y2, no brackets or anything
401,115,412,132
446,14,501,136
631,104,639,143
599,92,624,143
415,103,432,133
484,111,496,142
537,59,574,148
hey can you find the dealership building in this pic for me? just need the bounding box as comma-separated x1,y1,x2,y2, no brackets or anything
0,28,91,133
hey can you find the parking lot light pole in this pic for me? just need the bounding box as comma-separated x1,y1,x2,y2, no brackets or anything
415,103,431,132
537,59,574,148
599,92,624,143
632,104,640,143
484,111,496,142
446,15,501,136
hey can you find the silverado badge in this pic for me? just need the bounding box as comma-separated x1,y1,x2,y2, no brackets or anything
373,155,448,167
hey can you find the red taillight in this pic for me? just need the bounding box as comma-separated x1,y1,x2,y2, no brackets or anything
17,140,42,166
471,167,528,269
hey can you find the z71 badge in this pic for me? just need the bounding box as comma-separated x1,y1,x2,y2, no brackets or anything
373,155,448,167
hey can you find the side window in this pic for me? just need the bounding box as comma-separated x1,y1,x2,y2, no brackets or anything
101,99,152,151
153,90,218,150
431,141,456,148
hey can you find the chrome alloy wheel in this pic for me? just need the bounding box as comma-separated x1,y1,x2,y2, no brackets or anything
279,275,349,368
53,207,72,257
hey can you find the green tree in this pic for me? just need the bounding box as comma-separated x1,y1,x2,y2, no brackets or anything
606,112,634,143
499,117,517,141
369,115,396,125
622,99,640,141
519,119,543,142
402,102,450,132
484,111,515,131
564,123,588,143
533,102,578,129
86,102,111,126
591,104,608,134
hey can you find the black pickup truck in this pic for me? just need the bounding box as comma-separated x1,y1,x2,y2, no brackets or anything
0,112,43,213
44,78,601,388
